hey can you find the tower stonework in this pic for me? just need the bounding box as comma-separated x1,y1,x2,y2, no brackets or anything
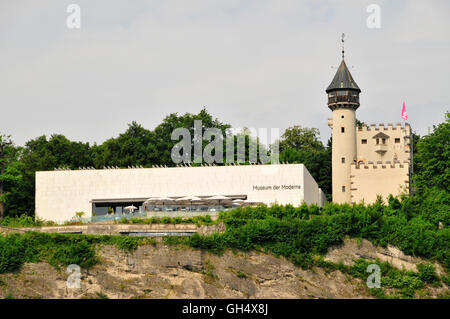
326,51,412,204
327,58,360,204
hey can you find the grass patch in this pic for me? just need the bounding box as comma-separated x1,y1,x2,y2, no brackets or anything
0,215,56,228
95,291,109,299
116,215,216,226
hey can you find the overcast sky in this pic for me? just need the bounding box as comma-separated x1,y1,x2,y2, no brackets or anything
1,0,449,146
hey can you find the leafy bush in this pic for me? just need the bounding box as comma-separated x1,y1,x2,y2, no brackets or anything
322,258,427,298
0,232,97,272
0,232,158,273
417,263,440,285
0,215,55,228
209,201,450,271
1,197,448,299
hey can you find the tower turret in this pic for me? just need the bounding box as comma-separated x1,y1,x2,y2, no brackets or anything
327,36,361,204
326,59,361,110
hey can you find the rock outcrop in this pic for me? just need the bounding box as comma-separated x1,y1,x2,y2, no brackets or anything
0,244,371,299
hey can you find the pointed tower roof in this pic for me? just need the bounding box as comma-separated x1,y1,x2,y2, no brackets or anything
326,59,361,93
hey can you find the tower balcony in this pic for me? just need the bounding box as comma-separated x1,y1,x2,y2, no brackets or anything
375,144,387,154
327,95,360,111
328,95,359,104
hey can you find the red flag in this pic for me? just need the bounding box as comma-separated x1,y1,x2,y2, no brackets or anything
401,101,408,120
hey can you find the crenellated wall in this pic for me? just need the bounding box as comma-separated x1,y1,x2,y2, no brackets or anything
355,123,412,165
350,161,410,204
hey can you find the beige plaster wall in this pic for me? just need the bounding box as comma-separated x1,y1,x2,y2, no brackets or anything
356,123,411,164
329,109,357,204
350,163,410,204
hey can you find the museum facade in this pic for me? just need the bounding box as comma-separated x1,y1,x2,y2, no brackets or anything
35,163,326,223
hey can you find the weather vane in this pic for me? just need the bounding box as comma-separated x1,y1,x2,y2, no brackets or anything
341,33,345,59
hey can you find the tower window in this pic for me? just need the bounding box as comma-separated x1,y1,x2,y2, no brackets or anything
341,157,345,163
361,139,367,144
376,138,379,144
341,115,344,119
341,127,345,133
342,186,346,192
382,138,386,144
395,138,400,143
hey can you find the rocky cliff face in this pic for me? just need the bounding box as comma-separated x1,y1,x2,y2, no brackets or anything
0,238,446,299
0,243,371,299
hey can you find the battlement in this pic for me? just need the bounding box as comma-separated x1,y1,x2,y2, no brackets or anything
350,160,410,170
357,122,411,132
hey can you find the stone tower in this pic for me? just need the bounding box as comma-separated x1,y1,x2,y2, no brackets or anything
326,56,361,204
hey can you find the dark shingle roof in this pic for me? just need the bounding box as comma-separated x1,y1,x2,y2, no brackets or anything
372,132,390,139
326,59,361,93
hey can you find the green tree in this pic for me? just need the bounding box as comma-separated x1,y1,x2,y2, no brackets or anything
279,145,332,200
92,109,231,167
92,121,158,168
225,127,270,164
6,135,93,216
153,108,231,165
278,126,324,153
0,135,22,219
356,119,365,129
414,112,449,193
275,126,331,200
411,131,421,177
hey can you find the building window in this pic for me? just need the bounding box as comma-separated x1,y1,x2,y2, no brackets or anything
341,127,345,133
382,138,386,144
376,138,379,144
395,138,400,143
341,115,344,119
342,186,346,192
361,139,367,144
341,157,345,163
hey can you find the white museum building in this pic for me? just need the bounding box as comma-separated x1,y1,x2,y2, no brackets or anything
35,163,326,223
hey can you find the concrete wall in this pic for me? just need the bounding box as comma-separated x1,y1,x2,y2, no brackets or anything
36,164,323,222
1,223,225,236
318,188,327,206
302,165,320,205
350,162,410,204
